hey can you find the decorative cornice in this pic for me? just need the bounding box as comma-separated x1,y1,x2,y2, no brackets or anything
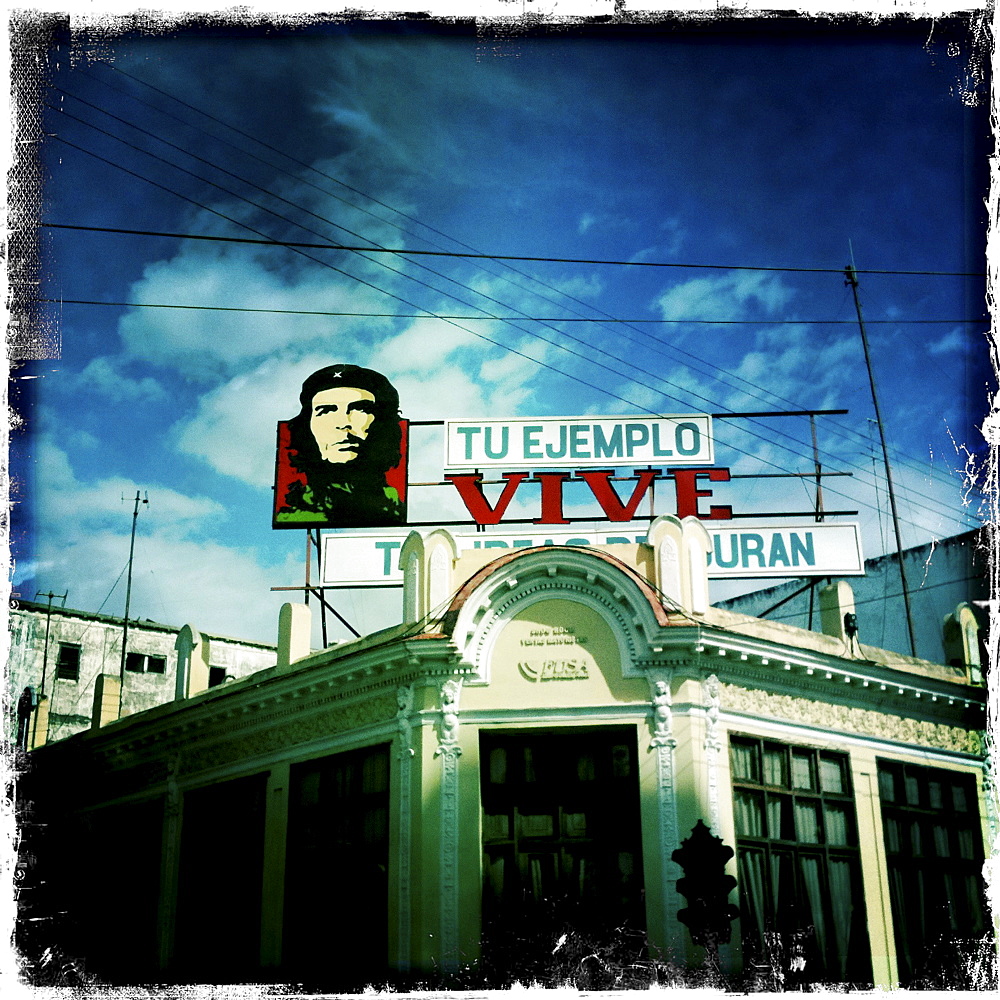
720,682,986,756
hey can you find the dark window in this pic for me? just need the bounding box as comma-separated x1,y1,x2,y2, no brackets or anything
124,652,168,675
480,728,645,968
175,774,267,981
284,744,390,985
55,643,81,681
730,736,871,986
208,666,227,687
877,760,990,987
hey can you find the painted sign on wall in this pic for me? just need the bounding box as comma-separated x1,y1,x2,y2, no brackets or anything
321,523,864,585
444,415,713,469
273,365,408,529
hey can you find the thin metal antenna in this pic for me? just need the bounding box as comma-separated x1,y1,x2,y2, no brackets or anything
32,589,67,747
844,253,918,657
118,491,149,717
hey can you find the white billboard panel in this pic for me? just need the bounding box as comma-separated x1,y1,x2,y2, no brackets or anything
444,415,714,469
321,523,864,586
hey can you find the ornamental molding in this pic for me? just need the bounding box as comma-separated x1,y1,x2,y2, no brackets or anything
453,553,663,683
97,643,466,767
648,670,676,749
174,689,399,778
720,682,985,755
703,673,723,832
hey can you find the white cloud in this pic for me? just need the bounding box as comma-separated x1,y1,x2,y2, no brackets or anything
928,326,971,355
652,271,795,323
578,213,596,235
35,436,226,534
118,247,397,374
78,356,168,404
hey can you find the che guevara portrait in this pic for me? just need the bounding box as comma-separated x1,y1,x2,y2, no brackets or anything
273,364,408,529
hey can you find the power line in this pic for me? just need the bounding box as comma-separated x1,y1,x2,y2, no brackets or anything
39,222,985,278
45,98,978,532
85,60,984,505
36,296,983,325
61,69,984,503
45,138,974,535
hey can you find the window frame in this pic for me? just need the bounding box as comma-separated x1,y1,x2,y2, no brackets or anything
54,642,82,682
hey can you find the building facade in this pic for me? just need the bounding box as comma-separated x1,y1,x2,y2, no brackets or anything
17,517,993,989
7,600,277,747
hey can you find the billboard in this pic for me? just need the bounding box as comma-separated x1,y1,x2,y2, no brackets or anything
273,365,408,529
444,414,714,469
320,523,864,586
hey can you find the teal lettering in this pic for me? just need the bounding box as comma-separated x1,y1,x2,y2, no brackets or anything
625,423,649,456
456,426,481,459
675,421,702,456
741,533,766,567
569,424,590,458
652,423,673,457
513,539,534,547
485,540,509,549
484,426,509,460
713,534,739,568
768,534,790,567
791,532,816,567
604,536,629,544
564,538,591,546
374,541,402,575
545,425,568,459
593,424,623,459
524,425,543,459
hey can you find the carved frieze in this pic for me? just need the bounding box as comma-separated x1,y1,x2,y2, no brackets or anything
720,682,985,755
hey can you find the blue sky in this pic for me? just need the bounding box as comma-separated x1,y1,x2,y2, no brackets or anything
11,15,993,645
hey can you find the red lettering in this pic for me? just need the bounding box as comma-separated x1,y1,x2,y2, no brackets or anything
445,472,528,525
533,472,572,524
576,469,659,521
670,468,732,519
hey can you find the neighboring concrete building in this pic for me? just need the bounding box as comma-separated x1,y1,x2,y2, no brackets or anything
7,600,277,747
717,529,989,671
17,517,993,990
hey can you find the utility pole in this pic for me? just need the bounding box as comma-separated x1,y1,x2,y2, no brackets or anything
118,491,149,717
844,260,918,658
32,589,67,748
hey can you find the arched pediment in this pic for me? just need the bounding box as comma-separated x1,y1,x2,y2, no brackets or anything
446,546,669,685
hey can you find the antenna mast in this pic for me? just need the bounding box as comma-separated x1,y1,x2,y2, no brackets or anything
118,491,149,716
844,257,918,657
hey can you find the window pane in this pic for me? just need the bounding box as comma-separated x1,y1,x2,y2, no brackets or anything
791,751,815,790
765,795,784,839
884,817,901,853
928,780,944,809
489,747,507,784
731,739,759,782
734,790,765,837
932,825,950,857
794,800,821,843
820,756,845,794
577,752,596,782
957,827,976,860
147,656,166,674
125,651,145,673
611,744,631,778
951,783,969,812
904,774,920,805
878,768,896,802
483,813,509,840
825,804,851,846
762,745,787,787
520,813,554,838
